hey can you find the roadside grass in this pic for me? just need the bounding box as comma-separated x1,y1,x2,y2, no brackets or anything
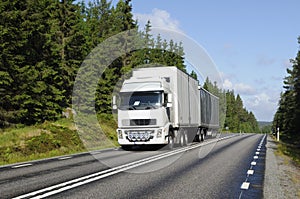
274,136,300,166
0,116,118,166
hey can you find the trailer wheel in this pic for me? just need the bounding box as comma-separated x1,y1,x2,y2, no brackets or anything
179,129,187,146
184,131,188,145
200,130,205,142
179,129,185,147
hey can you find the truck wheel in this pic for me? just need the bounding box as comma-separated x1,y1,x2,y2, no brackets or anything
184,131,188,146
180,130,187,146
168,130,174,150
201,133,205,142
179,130,185,147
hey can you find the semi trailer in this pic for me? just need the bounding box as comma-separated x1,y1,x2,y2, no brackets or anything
112,66,219,149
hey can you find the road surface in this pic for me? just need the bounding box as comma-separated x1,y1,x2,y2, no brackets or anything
0,133,266,199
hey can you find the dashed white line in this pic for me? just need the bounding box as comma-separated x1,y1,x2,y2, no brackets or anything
247,170,254,175
241,182,250,190
240,134,266,196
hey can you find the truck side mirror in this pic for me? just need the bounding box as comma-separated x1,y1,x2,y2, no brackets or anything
167,93,172,107
112,95,117,110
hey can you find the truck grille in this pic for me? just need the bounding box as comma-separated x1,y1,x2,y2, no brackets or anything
130,119,156,126
122,119,156,126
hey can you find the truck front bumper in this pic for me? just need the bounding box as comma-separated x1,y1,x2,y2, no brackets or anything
117,127,169,145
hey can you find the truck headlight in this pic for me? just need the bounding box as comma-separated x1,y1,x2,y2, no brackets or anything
157,129,162,138
118,130,123,139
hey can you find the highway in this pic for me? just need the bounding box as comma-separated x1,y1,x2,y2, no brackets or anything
0,133,266,199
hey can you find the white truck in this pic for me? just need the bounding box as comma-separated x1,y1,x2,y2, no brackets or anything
113,66,219,149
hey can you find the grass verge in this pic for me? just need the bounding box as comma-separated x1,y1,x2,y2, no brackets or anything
275,138,300,166
0,115,118,166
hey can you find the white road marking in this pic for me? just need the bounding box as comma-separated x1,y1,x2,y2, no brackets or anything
13,135,238,199
12,164,33,169
247,170,254,175
239,134,266,198
58,156,72,160
241,182,250,190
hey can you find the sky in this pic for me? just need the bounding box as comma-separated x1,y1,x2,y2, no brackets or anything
124,0,300,122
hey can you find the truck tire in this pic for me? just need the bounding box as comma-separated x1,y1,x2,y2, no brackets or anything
200,130,205,142
179,129,187,146
179,129,185,147
168,130,174,150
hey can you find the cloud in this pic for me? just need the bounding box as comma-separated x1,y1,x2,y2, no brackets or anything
234,83,256,95
218,71,282,121
243,91,279,121
134,8,182,32
221,78,256,95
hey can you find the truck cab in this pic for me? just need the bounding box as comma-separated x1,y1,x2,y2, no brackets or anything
113,76,172,146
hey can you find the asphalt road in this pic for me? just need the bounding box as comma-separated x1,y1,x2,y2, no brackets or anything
0,133,266,199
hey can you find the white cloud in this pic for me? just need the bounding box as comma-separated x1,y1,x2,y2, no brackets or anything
234,83,256,95
221,78,256,95
223,79,233,90
134,8,182,32
220,76,279,121
243,91,279,121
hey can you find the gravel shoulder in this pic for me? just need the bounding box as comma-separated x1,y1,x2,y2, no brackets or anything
264,135,300,199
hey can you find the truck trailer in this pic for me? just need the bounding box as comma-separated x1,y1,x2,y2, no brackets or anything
112,66,219,149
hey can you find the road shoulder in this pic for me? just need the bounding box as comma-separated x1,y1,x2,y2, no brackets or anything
264,135,300,198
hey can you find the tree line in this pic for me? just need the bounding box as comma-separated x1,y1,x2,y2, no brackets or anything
273,37,300,145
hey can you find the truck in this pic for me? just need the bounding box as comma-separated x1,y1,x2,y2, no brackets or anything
112,66,219,149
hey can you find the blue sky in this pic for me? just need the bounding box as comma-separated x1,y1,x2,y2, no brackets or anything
127,0,300,121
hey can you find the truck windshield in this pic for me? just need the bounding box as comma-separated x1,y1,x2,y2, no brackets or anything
119,91,162,110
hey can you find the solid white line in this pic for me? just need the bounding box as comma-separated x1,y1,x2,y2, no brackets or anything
58,156,72,160
14,135,237,199
12,164,33,169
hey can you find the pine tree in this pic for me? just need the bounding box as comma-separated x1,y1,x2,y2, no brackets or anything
273,36,300,143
